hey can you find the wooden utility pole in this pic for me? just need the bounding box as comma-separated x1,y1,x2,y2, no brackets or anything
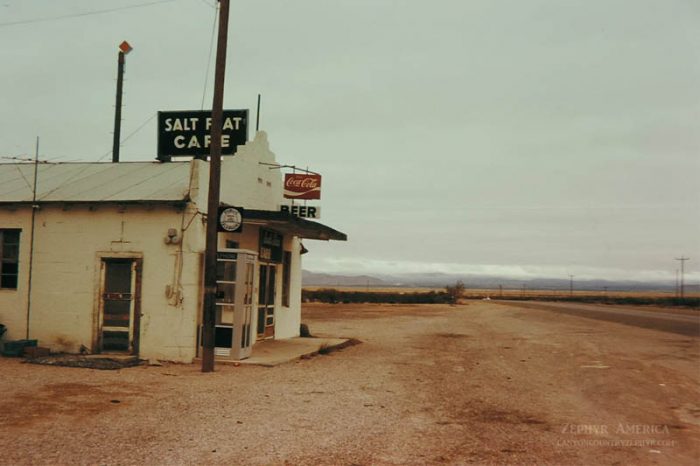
202,0,230,372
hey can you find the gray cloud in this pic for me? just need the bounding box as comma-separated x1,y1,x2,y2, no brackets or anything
1,0,698,281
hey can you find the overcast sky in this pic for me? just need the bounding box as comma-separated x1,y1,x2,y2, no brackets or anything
1,0,698,282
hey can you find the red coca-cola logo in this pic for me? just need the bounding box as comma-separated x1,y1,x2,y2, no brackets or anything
284,174,321,199
285,177,319,189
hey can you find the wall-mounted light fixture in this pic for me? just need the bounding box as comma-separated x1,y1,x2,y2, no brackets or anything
164,228,182,244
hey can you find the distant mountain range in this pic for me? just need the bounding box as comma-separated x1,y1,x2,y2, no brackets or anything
302,271,387,287
302,270,695,292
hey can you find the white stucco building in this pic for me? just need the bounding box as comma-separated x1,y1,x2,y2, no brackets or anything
0,131,345,362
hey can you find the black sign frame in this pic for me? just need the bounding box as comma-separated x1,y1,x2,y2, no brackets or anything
157,109,248,159
217,206,244,233
259,228,283,263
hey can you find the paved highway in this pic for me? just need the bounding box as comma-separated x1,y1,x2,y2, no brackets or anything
496,300,700,337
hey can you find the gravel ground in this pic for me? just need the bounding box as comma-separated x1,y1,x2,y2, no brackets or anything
0,301,698,465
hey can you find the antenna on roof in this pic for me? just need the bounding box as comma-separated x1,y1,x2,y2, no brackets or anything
26,136,40,339
112,41,133,163
255,93,261,132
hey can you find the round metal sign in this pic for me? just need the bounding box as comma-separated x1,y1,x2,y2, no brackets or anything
219,207,242,232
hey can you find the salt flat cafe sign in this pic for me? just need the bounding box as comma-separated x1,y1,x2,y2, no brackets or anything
157,110,248,158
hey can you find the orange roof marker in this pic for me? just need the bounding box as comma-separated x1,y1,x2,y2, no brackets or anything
119,40,132,54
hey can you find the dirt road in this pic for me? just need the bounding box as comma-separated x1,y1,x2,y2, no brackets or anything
1,301,698,465
495,300,700,336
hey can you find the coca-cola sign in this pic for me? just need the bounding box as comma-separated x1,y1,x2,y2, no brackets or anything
284,174,321,200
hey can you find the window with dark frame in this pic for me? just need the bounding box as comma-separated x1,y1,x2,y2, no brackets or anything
0,229,21,290
282,251,291,307
259,228,283,263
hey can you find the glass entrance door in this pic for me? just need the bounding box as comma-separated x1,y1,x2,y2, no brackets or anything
257,263,276,339
232,251,256,359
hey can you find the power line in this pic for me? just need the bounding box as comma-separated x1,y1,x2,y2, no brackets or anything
39,112,157,163
13,164,34,191
198,0,218,9
201,2,219,110
0,0,177,28
118,112,158,148
36,112,158,200
1,155,48,163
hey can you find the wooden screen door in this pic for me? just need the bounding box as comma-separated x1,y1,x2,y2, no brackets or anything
100,259,140,354
257,263,276,339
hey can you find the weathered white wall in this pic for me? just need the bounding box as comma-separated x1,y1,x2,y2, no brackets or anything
1,131,313,361
191,131,284,213
139,202,204,362
274,235,302,339
218,225,258,252
1,203,203,362
0,207,32,342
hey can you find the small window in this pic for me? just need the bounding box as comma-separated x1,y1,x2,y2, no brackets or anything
0,229,21,290
282,251,291,307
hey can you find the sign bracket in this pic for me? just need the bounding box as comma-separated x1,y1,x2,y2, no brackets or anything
258,162,320,176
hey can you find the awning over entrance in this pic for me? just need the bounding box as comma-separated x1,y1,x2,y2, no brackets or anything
226,206,347,241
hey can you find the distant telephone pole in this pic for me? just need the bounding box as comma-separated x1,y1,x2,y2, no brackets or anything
675,257,690,299
675,269,679,298
569,275,574,297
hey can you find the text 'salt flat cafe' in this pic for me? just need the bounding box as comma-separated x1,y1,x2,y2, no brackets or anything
0,110,346,362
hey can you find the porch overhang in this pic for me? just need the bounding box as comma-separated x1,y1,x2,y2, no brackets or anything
225,206,347,241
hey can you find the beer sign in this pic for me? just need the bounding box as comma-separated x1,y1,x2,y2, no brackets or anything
284,174,321,200
280,205,321,219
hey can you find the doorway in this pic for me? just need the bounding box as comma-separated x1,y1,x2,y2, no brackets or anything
257,263,276,339
99,259,140,354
